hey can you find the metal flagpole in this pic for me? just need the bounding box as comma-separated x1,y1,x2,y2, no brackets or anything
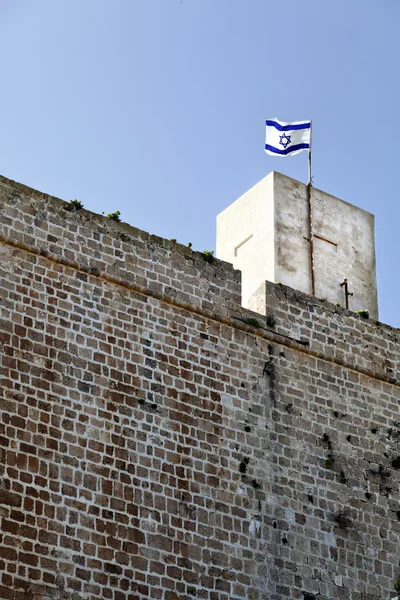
306,120,316,295
308,119,312,186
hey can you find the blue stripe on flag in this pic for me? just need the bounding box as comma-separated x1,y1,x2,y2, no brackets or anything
265,143,310,155
265,120,311,132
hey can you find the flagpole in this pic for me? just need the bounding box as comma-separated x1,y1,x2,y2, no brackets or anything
306,120,315,295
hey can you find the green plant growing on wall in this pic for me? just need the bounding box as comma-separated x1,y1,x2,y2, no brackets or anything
243,317,260,328
203,249,214,262
266,315,276,327
357,309,369,319
106,210,121,222
69,199,84,210
187,242,192,248
170,238,177,243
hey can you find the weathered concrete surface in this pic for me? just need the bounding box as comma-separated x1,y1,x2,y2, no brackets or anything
217,171,378,319
216,172,275,308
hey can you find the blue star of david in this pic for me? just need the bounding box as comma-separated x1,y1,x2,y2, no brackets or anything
279,133,292,149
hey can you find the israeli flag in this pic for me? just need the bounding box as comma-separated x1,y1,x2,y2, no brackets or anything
265,118,311,157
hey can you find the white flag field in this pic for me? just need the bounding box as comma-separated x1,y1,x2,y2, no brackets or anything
265,119,311,157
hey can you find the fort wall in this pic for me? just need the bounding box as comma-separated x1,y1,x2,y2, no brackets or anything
0,175,400,600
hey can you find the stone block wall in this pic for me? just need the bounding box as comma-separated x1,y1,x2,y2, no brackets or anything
0,175,400,600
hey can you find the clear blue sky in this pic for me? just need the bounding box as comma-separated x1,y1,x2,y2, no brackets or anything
1,0,399,326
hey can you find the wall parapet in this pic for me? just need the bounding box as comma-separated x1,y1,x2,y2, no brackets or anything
0,175,241,320
249,280,400,387
1,174,399,389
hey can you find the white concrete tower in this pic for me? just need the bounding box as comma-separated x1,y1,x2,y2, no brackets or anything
216,171,378,319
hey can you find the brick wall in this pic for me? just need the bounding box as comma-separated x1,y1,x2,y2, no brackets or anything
0,175,400,600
